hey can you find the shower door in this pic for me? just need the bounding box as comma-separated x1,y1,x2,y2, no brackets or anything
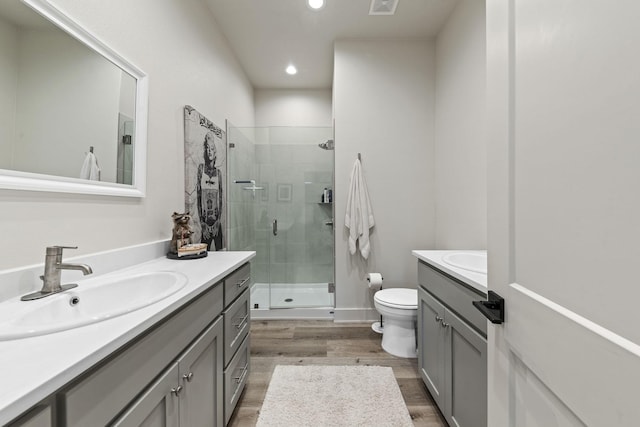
227,125,334,310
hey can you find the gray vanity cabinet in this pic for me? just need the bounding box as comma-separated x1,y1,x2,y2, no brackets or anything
113,317,224,427
417,261,487,427
4,260,254,427
53,263,252,427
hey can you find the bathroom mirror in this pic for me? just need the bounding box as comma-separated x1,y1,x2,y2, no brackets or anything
0,0,148,197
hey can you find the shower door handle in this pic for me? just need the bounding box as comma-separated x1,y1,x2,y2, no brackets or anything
272,219,278,236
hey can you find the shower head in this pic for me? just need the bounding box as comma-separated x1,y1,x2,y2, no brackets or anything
318,139,334,150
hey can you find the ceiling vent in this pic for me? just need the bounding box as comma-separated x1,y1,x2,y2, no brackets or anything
369,0,399,15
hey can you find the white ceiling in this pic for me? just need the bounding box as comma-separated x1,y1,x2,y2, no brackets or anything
204,0,459,89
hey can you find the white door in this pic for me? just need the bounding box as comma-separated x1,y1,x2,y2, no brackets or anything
486,1,640,426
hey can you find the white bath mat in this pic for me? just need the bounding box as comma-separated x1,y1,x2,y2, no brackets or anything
256,365,414,427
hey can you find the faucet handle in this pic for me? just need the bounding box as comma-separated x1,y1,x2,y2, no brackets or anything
46,246,78,256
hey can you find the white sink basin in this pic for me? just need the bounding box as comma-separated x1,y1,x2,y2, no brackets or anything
0,271,188,340
442,252,487,274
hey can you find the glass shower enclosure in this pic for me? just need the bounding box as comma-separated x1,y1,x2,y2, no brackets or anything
227,125,334,317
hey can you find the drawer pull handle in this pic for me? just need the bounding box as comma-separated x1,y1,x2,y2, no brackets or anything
171,385,183,396
183,372,194,382
233,314,249,329
434,315,443,323
233,363,249,384
236,277,249,288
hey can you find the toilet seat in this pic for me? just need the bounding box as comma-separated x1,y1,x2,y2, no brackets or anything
374,288,417,310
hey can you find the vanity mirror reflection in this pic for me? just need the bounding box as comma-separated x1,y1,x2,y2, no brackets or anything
0,0,148,197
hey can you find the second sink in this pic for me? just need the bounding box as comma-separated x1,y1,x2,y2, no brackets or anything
442,252,487,274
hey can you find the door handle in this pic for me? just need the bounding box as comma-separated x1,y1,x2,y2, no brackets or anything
473,290,505,324
272,219,278,236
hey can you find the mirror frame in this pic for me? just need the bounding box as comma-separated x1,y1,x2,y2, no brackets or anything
0,0,149,197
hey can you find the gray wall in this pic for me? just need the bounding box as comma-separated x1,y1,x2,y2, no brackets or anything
0,0,255,269
255,89,332,127
434,0,487,249
333,39,436,321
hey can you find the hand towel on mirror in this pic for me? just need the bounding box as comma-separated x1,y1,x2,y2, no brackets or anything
344,158,375,259
80,152,101,181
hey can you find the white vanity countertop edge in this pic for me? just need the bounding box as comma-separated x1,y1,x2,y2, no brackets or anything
0,250,255,425
412,250,487,293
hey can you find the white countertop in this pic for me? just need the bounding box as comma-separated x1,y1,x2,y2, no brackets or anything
0,251,255,425
412,250,487,293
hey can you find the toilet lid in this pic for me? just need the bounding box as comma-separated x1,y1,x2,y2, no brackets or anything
374,288,417,309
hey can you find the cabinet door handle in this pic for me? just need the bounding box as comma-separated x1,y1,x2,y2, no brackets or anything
236,277,249,288
182,372,194,382
441,321,450,328
435,315,443,323
171,385,183,396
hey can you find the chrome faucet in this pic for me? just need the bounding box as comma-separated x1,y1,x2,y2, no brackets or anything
21,246,93,301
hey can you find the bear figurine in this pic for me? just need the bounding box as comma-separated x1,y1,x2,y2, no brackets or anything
169,211,193,254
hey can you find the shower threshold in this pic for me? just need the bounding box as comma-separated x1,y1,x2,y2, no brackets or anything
250,282,334,320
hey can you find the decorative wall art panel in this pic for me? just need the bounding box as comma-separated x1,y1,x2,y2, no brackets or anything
184,105,227,250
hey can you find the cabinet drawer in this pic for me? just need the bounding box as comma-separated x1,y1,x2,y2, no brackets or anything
224,288,250,366
224,334,249,425
224,263,251,306
62,283,223,427
418,261,487,336
8,404,52,427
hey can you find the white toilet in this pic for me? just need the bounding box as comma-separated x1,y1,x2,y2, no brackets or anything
373,288,418,358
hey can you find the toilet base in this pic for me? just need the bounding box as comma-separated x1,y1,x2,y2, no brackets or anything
380,318,416,358
371,321,383,334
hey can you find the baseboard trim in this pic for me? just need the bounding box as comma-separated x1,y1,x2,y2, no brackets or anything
333,308,379,323
251,307,334,320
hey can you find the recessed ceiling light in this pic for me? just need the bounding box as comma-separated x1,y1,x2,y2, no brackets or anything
307,0,325,10
286,65,298,75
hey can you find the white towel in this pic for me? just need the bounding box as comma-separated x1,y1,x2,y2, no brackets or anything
80,152,101,181
344,158,375,259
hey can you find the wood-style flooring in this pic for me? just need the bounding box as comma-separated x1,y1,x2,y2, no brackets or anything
228,320,447,427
